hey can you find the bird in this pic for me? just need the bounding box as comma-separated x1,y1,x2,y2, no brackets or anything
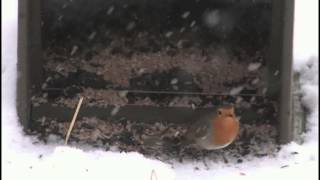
184,104,240,150
142,104,240,151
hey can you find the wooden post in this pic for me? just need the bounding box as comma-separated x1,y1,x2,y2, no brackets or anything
268,0,295,143
17,0,42,128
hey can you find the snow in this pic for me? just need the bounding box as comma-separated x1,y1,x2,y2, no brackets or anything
88,32,97,40
230,86,244,95
203,10,220,28
126,21,136,31
70,45,79,56
107,6,115,15
298,57,319,145
110,105,121,116
251,78,260,85
293,0,319,69
190,20,196,27
247,62,262,72
2,0,318,180
181,11,191,19
119,90,129,98
170,78,179,85
165,31,174,38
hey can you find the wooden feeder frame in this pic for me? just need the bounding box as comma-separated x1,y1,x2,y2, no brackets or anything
17,0,295,144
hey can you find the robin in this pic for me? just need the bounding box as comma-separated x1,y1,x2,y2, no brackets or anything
185,104,240,150
142,104,240,150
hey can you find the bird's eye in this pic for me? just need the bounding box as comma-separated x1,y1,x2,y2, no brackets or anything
217,110,222,115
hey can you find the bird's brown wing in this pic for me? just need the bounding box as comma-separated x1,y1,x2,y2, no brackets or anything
186,112,215,140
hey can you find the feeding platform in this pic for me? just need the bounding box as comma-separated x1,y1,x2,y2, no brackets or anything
17,0,296,161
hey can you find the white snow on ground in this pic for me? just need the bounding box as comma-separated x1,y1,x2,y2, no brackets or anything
293,0,319,70
2,0,318,180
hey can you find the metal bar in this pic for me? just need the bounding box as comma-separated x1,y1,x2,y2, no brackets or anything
42,88,264,97
31,103,263,124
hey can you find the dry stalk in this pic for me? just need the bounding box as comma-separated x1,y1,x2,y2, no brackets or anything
150,169,158,180
65,97,84,145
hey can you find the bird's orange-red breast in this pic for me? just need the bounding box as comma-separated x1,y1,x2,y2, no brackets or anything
211,106,239,147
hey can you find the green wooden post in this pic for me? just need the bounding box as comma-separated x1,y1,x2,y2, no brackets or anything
268,0,295,143
17,0,42,128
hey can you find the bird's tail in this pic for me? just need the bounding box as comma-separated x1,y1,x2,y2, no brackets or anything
141,127,171,146
142,136,166,146
141,127,198,150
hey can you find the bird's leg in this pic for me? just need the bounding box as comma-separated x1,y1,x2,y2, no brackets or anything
178,144,185,163
221,152,229,164
201,150,210,170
